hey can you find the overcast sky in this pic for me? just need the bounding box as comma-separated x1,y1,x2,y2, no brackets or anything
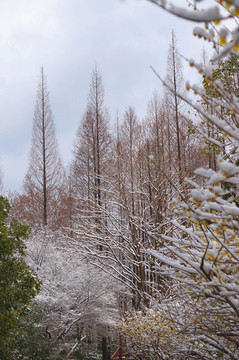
0,0,211,192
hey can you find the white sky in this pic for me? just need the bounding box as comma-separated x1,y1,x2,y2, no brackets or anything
0,0,213,192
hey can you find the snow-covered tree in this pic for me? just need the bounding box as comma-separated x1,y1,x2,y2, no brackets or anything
25,229,119,358
71,107,175,310
117,1,239,359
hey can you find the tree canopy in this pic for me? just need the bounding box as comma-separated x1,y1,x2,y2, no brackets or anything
0,196,41,359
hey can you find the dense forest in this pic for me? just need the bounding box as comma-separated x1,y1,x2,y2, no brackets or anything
1,1,239,359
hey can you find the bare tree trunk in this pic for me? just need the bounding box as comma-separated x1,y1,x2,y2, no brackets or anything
102,337,108,360
171,35,182,184
165,30,184,184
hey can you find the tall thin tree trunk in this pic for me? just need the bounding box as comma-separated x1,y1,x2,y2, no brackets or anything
172,47,182,184
41,69,47,226
102,337,108,360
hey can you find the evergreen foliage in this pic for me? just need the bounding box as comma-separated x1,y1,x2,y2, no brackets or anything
0,196,41,359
